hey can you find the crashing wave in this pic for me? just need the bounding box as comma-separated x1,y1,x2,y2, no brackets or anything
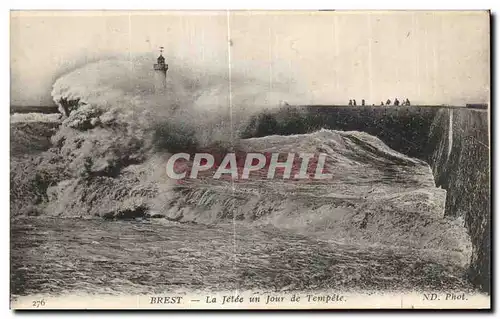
10,57,472,272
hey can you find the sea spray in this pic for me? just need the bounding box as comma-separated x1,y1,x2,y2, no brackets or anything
13,56,307,218
51,57,307,154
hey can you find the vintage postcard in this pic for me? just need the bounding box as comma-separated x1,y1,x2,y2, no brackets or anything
10,10,491,310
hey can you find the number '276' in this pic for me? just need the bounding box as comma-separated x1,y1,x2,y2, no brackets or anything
32,300,45,308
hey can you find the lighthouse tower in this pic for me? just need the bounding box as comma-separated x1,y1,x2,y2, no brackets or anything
153,47,168,94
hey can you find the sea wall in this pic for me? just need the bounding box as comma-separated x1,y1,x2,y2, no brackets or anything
242,106,440,160
427,108,490,293
244,105,490,293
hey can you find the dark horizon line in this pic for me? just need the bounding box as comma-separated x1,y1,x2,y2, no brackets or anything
11,103,487,115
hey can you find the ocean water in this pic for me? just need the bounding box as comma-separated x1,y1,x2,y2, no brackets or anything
11,128,475,298
11,217,473,298
10,58,482,298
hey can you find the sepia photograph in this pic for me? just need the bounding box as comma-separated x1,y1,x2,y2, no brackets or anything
9,10,491,309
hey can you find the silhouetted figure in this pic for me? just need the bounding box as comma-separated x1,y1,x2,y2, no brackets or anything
361,99,365,106
386,99,391,105
381,101,384,106
405,98,411,106
348,99,353,106
394,98,400,106
353,99,357,106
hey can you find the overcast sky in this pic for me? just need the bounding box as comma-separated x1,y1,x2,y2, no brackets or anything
11,10,489,106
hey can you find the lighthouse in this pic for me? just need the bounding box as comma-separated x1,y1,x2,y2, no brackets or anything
153,46,168,94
